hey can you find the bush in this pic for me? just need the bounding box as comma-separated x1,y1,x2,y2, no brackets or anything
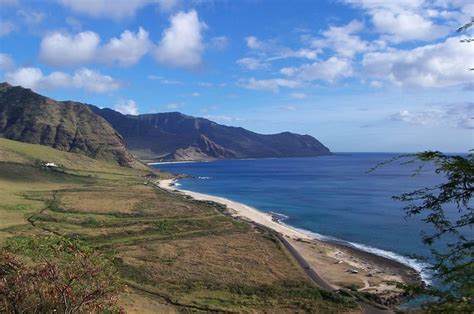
0,235,123,313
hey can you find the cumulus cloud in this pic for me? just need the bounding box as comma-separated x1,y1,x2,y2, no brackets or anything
155,10,206,69
5,67,121,93
0,53,14,70
236,57,269,70
281,57,353,83
362,36,474,88
40,28,151,67
343,0,459,43
59,0,180,19
371,10,449,43
40,31,100,67
100,28,152,66
391,103,474,129
240,77,300,92
115,99,139,115
305,20,376,58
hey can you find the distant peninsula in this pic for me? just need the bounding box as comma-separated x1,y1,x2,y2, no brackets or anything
90,106,331,162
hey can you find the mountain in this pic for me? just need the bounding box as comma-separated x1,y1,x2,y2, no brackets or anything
89,106,331,161
0,83,142,168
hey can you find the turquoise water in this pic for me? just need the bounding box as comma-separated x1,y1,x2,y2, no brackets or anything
154,153,468,285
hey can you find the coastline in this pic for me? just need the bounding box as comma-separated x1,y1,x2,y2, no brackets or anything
158,178,421,304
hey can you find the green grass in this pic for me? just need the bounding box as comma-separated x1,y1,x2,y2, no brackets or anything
0,139,358,313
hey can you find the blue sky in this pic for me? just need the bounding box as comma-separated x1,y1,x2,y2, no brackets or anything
0,0,473,152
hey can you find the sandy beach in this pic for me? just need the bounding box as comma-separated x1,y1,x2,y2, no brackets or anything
158,178,419,303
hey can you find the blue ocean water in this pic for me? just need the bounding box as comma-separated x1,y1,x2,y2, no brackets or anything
154,153,468,283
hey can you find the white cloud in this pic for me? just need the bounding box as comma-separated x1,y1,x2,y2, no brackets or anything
391,109,444,126
5,67,43,89
115,99,139,115
70,68,122,93
238,36,320,75
291,92,306,99
240,77,300,92
343,0,457,43
371,10,449,43
40,28,151,67
100,27,151,66
155,10,206,69
245,36,319,61
60,0,142,18
306,20,374,58
236,57,269,70
245,36,266,50
40,31,100,67
204,115,243,123
59,0,174,19
391,103,474,129
281,57,353,83
0,53,14,70
0,21,15,37
362,36,474,88
157,0,181,12
5,67,121,93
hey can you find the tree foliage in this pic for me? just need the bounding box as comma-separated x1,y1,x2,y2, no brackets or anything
0,235,122,313
383,151,473,311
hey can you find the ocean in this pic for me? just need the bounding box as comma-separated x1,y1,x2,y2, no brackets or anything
154,153,467,285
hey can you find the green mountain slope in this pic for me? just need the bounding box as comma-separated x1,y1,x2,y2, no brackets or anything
0,83,143,168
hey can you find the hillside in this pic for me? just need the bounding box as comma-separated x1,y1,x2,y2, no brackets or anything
0,83,143,168
0,138,356,313
89,106,331,161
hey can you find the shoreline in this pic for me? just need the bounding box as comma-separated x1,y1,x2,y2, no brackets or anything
158,178,314,240
158,178,422,303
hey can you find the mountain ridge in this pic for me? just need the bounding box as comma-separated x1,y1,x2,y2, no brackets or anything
0,82,143,168
89,106,331,161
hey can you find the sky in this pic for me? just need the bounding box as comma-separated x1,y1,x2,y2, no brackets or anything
0,0,473,152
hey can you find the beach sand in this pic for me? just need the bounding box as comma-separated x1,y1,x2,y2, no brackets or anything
158,178,419,303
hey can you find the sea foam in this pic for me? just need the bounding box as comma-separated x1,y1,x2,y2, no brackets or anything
280,222,433,285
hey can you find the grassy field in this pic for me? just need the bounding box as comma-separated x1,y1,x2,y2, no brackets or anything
0,138,358,313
